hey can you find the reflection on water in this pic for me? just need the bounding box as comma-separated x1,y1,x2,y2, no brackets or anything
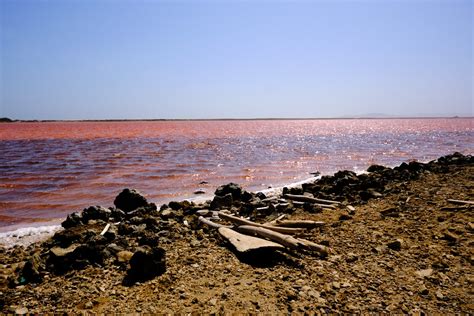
0,118,472,226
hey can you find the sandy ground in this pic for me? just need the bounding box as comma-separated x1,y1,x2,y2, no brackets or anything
1,154,473,314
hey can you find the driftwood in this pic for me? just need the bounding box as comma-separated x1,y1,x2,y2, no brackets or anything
441,205,470,211
198,216,230,229
100,223,111,236
218,212,305,234
269,220,325,229
264,214,286,226
447,199,474,205
235,225,330,256
218,227,284,252
283,194,338,208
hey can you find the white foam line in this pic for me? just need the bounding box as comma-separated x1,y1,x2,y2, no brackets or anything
0,224,63,248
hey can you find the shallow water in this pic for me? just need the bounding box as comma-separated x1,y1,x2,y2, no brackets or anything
0,118,472,229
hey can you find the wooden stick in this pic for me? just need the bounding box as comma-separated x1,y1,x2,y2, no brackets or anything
235,225,329,256
218,227,284,252
264,214,286,226
270,220,325,229
198,216,230,229
218,212,305,234
283,194,338,208
447,199,474,205
100,223,111,236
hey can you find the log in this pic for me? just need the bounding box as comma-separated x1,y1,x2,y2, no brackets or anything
283,194,338,208
218,212,305,234
235,225,329,256
218,227,284,252
447,199,474,205
198,216,230,229
270,220,325,229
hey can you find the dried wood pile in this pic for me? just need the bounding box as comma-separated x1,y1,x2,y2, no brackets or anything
198,193,341,257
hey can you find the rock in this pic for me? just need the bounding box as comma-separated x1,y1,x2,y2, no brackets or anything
160,209,174,219
210,193,233,210
208,298,218,306
81,205,112,223
50,244,80,258
116,250,134,263
85,301,93,309
20,252,44,284
127,246,166,282
435,290,444,300
380,207,399,217
387,239,403,251
419,285,429,295
215,183,242,199
442,232,459,243
339,213,352,221
415,268,433,278
194,189,206,194
14,307,28,315
114,188,148,213
61,212,83,229
367,164,388,173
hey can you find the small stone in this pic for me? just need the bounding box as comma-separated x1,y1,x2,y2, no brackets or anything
194,189,206,194
15,307,28,315
85,301,93,309
209,298,218,306
415,268,433,278
443,232,458,243
339,214,352,221
419,285,429,295
116,250,134,263
387,239,403,251
436,290,444,300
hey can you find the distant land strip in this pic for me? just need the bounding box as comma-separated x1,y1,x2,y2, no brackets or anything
1,116,472,123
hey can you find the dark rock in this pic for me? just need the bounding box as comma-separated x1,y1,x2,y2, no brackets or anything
210,193,233,210
255,192,266,200
114,188,148,213
110,207,126,221
215,183,242,200
20,253,44,284
387,239,403,251
367,164,388,173
194,189,206,194
127,246,166,282
81,206,111,223
241,190,253,202
52,228,96,248
168,201,183,210
138,232,160,247
443,232,459,244
380,207,399,217
339,214,352,221
61,212,83,229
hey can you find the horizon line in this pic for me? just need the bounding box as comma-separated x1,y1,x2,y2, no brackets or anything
1,115,473,123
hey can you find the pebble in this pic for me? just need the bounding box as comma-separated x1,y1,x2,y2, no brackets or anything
85,301,93,309
387,239,403,251
415,268,433,278
14,307,28,315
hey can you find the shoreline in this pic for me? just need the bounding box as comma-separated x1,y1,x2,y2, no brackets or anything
1,152,473,313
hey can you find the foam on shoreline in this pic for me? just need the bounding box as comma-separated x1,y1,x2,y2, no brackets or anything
0,223,62,248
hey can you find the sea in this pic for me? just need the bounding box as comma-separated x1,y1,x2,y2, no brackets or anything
0,118,473,246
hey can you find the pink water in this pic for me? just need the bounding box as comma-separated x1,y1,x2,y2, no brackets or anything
0,118,472,229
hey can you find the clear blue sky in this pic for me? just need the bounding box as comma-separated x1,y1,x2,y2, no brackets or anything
1,0,472,120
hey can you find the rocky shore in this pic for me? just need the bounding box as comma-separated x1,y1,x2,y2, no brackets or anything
1,152,473,313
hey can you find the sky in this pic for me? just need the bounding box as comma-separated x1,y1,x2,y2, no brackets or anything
0,0,472,120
